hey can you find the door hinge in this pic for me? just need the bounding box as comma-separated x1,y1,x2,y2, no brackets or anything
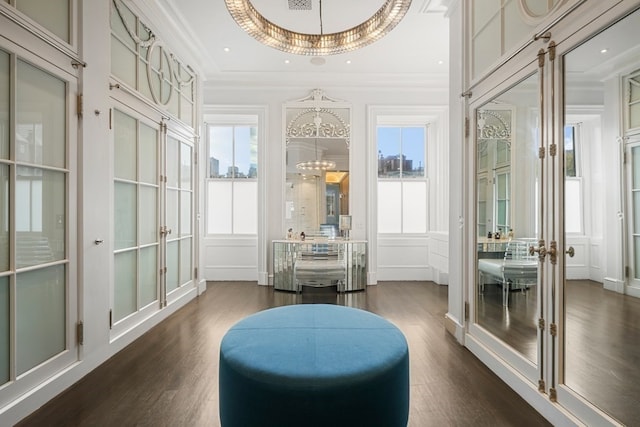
623,151,627,164
464,117,470,138
549,387,557,402
625,265,630,278
194,151,198,165
549,323,557,337
464,301,469,321
109,108,113,130
538,318,545,330
76,94,83,119
76,321,84,345
109,309,113,329
194,267,198,279
538,379,545,393
538,146,545,159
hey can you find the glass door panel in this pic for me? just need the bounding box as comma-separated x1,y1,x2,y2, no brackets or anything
562,8,640,425
475,73,540,367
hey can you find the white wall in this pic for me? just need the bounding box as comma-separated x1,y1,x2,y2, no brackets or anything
203,84,450,285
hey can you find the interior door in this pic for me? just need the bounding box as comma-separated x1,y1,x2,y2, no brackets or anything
471,67,544,384
558,7,640,425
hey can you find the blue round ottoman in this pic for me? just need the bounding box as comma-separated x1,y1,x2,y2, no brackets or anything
219,304,409,427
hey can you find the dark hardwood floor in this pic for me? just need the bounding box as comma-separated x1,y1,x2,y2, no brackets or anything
18,282,551,427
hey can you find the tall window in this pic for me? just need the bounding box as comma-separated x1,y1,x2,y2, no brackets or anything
564,125,583,233
206,123,258,234
377,126,427,233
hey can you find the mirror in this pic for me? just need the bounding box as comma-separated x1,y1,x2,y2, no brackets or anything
563,8,640,424
475,73,540,364
285,90,350,238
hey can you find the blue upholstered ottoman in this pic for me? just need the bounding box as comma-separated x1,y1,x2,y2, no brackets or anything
218,304,409,427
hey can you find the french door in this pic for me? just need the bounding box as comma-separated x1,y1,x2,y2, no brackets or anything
111,103,194,335
469,4,640,425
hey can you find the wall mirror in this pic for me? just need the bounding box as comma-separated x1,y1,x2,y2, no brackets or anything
285,89,350,238
562,7,640,425
475,73,540,364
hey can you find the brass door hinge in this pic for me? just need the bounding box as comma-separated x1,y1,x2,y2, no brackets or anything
76,94,83,119
194,267,198,279
549,387,557,402
109,309,113,329
464,301,469,321
465,117,470,138
77,321,84,345
538,379,545,393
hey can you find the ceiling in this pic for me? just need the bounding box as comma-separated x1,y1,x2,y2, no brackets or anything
141,0,451,87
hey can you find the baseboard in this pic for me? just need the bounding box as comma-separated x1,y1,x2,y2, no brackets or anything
602,277,624,293
444,312,464,343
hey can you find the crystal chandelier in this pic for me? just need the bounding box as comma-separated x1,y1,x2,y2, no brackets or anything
296,138,336,171
224,0,412,56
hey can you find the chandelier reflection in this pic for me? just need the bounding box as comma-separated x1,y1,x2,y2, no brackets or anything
224,0,412,56
296,138,336,171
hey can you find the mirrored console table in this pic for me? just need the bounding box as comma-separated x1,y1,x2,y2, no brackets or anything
273,240,367,293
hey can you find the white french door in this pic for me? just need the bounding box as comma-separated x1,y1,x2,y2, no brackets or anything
0,47,78,408
110,104,195,336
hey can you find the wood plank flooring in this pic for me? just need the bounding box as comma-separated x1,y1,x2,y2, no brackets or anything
17,282,551,427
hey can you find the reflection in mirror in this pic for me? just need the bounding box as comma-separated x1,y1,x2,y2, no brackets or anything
285,90,350,238
563,8,640,424
475,73,539,364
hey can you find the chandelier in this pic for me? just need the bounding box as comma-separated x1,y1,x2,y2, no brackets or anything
224,0,412,56
296,137,336,171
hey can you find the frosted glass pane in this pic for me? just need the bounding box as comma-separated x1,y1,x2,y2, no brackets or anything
138,58,152,100
0,276,8,384
139,123,157,184
180,238,192,285
631,103,640,130
110,0,136,50
166,189,178,237
114,182,136,250
472,0,500,35
207,181,232,234
504,0,535,55
139,185,157,245
180,95,194,127
17,60,66,168
166,241,178,292
0,166,8,271
180,191,191,237
180,142,192,190
16,168,65,267
111,37,137,88
16,0,69,42
16,265,65,375
166,136,179,188
114,251,136,322
472,16,501,79
139,246,157,307
378,181,401,233
565,179,582,233
402,181,427,233
233,181,257,234
633,147,640,189
0,50,8,159
114,110,137,181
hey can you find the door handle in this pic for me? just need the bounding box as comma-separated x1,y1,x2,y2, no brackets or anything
529,239,547,260
566,246,575,257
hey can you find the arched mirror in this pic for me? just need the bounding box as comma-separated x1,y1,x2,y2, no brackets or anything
284,89,350,238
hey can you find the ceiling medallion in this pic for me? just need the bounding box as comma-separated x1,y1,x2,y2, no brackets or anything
224,0,412,56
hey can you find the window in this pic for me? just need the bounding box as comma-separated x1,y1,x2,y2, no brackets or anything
377,126,427,233
206,123,258,234
564,125,583,233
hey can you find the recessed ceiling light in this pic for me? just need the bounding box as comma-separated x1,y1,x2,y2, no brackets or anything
600,48,608,53
345,60,352,64
284,59,290,64
438,60,444,65
310,57,326,66
223,47,230,52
